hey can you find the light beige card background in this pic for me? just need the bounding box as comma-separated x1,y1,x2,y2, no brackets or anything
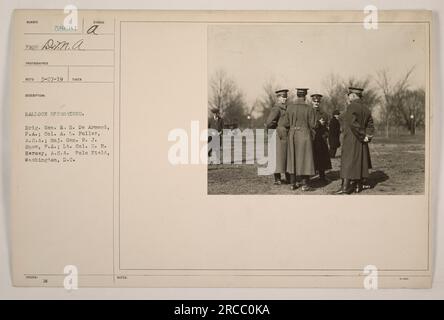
8,9,433,289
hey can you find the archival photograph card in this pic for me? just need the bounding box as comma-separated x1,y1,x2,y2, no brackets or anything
10,10,433,288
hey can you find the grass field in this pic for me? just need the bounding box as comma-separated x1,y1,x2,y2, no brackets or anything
208,134,425,195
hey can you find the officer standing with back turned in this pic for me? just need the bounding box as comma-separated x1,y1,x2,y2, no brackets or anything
283,88,317,191
336,87,375,194
266,89,290,185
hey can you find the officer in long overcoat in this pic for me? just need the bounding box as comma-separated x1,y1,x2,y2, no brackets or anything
336,87,375,194
265,89,290,185
328,110,341,158
311,94,332,182
282,88,316,191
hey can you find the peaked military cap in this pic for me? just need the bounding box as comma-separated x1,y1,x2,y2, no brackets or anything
348,87,364,95
296,88,309,96
310,93,323,101
275,89,289,97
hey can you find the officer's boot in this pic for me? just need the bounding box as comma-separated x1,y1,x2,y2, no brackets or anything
336,179,353,195
355,179,362,193
301,176,312,192
319,170,330,182
335,179,346,194
361,178,371,191
290,174,298,190
283,173,291,185
273,173,282,185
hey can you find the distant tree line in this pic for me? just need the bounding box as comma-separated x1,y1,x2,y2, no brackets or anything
208,68,426,137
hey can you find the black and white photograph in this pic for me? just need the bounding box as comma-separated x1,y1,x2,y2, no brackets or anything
207,23,428,195
2,4,440,297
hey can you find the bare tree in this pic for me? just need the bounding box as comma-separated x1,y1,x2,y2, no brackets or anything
254,78,279,128
322,74,347,115
208,70,248,128
244,99,261,128
375,67,415,137
208,69,234,115
394,88,425,135
259,79,278,112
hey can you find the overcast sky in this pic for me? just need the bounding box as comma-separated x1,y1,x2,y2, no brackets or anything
208,23,428,107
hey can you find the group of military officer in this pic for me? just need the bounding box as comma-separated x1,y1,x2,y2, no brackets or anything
265,87,374,194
